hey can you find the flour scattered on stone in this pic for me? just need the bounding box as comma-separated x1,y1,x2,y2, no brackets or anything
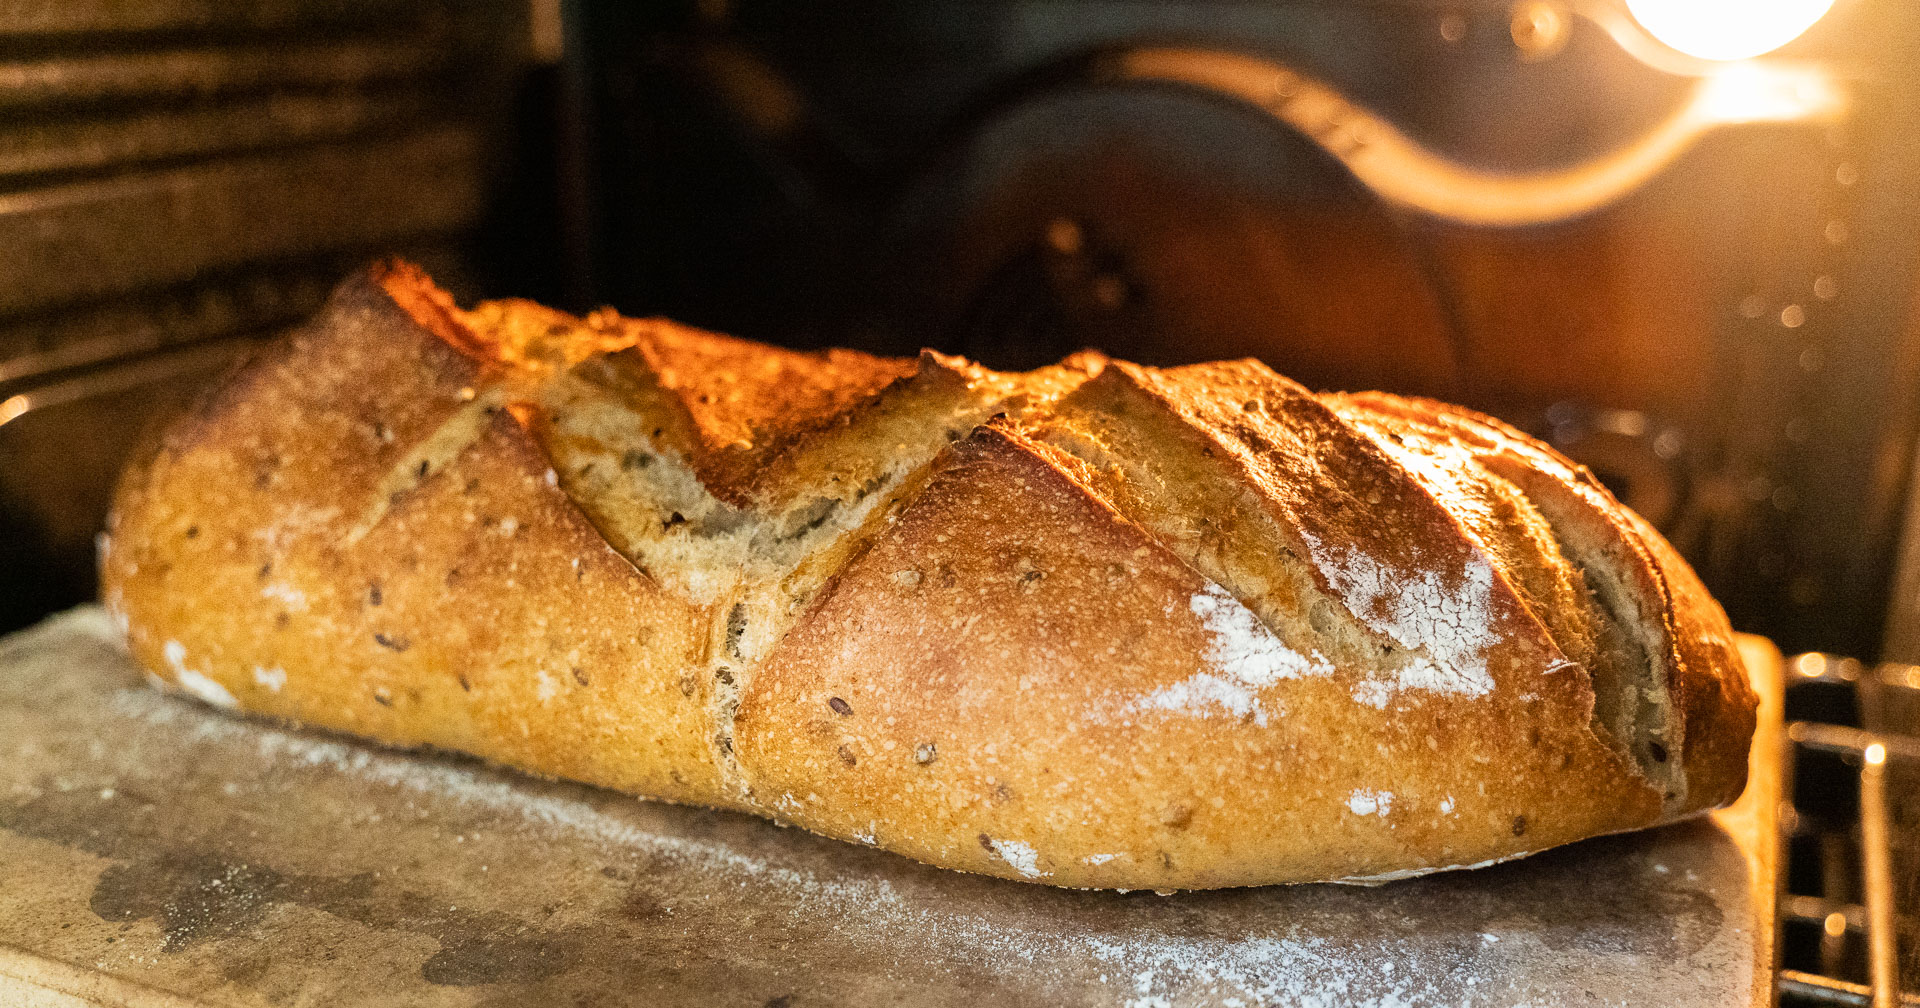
45,611,1622,1008
1134,585,1331,725
24,609,1702,1008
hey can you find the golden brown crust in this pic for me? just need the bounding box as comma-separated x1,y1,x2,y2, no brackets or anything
1329,392,1756,815
609,322,921,508
100,262,1757,889
735,423,1657,887
102,268,737,810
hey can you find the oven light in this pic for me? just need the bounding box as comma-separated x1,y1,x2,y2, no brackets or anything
1625,0,1834,62
1694,61,1844,125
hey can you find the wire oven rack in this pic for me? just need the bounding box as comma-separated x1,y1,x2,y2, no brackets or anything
1779,654,1920,1006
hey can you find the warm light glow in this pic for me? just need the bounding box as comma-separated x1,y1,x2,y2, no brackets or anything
1695,62,1843,125
1627,0,1835,62
1865,742,1887,766
1114,47,1845,227
1824,911,1848,937
1794,652,1827,678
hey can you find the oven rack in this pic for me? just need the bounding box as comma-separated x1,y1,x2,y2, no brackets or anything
1779,654,1919,1006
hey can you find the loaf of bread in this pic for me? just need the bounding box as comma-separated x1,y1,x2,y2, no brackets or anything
101,261,1758,889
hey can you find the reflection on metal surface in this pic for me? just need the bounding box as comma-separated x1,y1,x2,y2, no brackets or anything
1780,969,1920,1007
1114,47,1846,226
1624,0,1835,62
1510,1,1572,61
0,339,248,430
1861,742,1898,1008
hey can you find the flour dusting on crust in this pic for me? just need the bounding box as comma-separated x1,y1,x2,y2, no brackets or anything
1132,585,1331,726
987,837,1045,878
162,639,237,708
1299,531,1497,704
1346,788,1393,817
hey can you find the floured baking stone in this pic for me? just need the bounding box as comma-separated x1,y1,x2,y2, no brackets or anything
1,607,1778,1007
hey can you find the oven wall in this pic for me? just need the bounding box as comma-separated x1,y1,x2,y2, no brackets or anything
0,0,543,633
569,0,1920,659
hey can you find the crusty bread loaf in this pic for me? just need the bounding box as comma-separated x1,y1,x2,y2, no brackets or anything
100,261,1758,889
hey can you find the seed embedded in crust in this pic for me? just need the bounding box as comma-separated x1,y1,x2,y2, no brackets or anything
913,742,937,764
1512,815,1529,836
827,696,853,716
836,744,857,767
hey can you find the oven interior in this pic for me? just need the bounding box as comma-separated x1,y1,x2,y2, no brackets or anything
4,1,1920,1001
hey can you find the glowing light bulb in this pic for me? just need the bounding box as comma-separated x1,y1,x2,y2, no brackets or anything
1626,0,1834,61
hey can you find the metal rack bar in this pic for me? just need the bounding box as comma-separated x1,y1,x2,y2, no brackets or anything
1780,969,1920,1006
1862,744,1899,1008
1783,659,1914,1007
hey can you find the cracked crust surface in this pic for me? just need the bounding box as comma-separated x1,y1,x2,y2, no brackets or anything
101,261,1757,889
